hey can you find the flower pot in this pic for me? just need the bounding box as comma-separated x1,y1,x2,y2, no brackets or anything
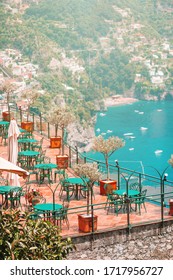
99,179,117,195
21,121,34,132
50,136,61,148
2,111,10,122
78,214,98,233
169,199,173,215
56,154,68,169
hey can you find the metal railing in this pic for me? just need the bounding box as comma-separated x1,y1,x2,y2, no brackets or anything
2,102,173,233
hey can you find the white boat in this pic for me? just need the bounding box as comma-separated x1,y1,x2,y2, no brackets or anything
100,113,106,117
101,132,106,135
140,127,148,130
134,110,139,113
96,128,100,132
157,109,162,112
123,132,134,136
138,111,144,114
155,150,163,154
107,130,113,133
129,148,134,151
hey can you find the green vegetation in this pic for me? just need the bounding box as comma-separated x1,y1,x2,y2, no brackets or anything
0,210,74,260
1,0,173,123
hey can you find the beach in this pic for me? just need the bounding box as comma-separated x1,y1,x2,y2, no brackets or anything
104,96,138,107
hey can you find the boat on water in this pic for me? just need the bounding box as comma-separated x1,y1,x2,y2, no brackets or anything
96,128,100,132
155,150,163,154
140,127,148,130
100,113,106,117
123,132,134,136
107,130,113,133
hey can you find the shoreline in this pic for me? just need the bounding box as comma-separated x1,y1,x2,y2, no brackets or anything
104,96,139,108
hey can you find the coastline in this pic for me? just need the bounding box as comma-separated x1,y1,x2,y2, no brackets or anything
104,96,138,107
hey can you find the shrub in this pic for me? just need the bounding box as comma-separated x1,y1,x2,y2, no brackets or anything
0,210,75,260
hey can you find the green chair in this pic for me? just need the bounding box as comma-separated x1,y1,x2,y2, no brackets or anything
54,202,69,229
0,177,8,205
34,149,46,165
59,180,74,201
106,193,124,215
31,136,44,151
54,168,66,182
7,187,23,209
131,189,147,214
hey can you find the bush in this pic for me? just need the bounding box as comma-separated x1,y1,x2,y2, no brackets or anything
0,210,75,260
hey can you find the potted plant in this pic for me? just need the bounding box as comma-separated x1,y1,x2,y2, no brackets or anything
92,135,125,195
25,188,44,207
0,81,17,121
20,87,40,132
73,162,101,233
47,106,75,168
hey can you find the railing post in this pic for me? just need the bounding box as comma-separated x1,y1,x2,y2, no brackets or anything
139,173,142,191
69,146,72,168
116,161,120,189
75,146,79,164
40,113,42,135
48,122,50,138
32,113,34,130
126,196,131,234
161,177,164,224
19,106,22,123
91,204,94,233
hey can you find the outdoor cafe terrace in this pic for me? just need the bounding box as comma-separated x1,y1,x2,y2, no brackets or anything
1,108,173,238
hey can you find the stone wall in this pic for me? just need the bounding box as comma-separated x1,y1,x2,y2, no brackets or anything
67,221,173,260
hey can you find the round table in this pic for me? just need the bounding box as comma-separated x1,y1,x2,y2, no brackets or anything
18,150,40,169
113,189,139,197
65,177,87,185
64,177,88,200
0,186,21,207
18,138,38,150
34,203,62,212
0,121,9,126
34,163,57,184
18,150,40,157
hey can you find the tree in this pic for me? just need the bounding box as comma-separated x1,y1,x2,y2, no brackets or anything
46,106,75,154
0,210,75,260
21,87,40,122
0,81,17,113
73,163,101,215
92,135,125,180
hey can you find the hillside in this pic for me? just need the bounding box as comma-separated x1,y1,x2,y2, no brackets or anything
1,0,173,123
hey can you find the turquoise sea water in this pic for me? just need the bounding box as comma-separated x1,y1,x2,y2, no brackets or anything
86,100,173,181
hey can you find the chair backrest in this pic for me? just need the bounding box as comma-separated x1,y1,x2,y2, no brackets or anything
0,176,8,186
135,189,147,203
104,183,114,195
9,187,23,199
140,189,147,199
43,156,51,164
32,195,46,206
129,182,142,192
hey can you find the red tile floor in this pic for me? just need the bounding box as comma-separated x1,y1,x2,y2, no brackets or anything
1,131,173,237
